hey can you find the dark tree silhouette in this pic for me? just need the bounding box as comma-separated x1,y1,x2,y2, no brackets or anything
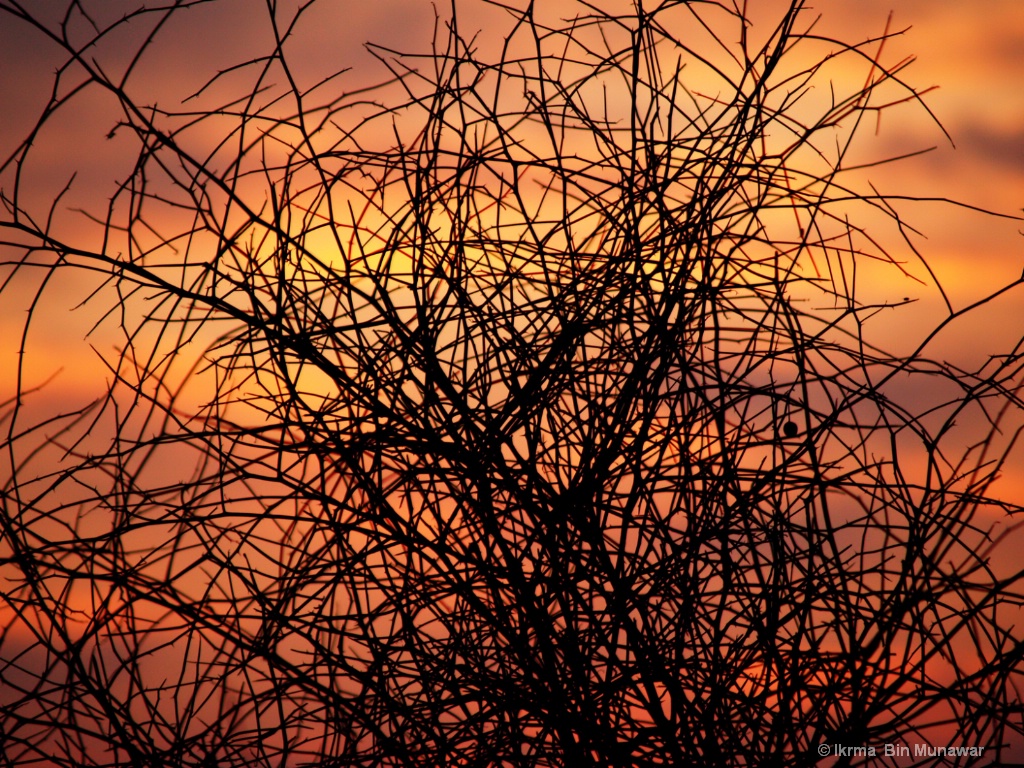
2,1,1024,766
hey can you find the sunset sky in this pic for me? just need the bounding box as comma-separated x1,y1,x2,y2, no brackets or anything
3,0,1022,493
2,2,1023,762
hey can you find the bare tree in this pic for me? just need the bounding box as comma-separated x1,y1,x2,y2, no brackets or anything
2,1,1023,766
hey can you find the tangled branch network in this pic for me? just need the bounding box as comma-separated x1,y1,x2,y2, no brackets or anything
2,1,1023,765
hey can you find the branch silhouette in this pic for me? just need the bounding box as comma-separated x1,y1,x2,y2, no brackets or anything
2,1,1023,766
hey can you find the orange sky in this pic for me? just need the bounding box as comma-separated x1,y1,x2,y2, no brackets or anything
1,3,1023,758
3,0,1021,495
